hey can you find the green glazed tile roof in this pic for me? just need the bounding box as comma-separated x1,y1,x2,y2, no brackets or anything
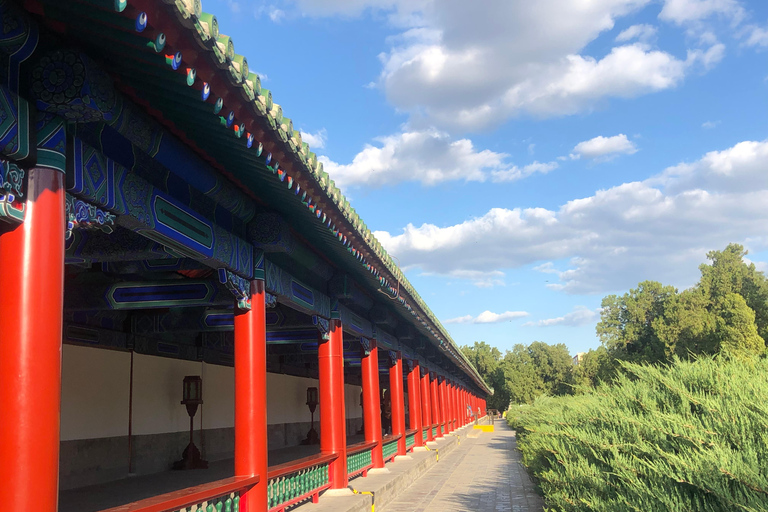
40,0,490,394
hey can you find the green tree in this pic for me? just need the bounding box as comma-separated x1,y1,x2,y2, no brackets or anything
503,344,545,405
573,346,616,389
527,341,574,396
461,341,508,410
653,288,716,358
596,280,677,364
461,341,502,376
715,293,764,356
699,243,768,345
503,342,574,404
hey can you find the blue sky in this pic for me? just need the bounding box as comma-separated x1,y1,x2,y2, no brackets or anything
208,0,768,355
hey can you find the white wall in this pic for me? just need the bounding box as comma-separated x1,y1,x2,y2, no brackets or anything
132,353,208,435
61,345,363,440
266,373,319,425
60,345,131,441
345,383,363,421
200,362,234,430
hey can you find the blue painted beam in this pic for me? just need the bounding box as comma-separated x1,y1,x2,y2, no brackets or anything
64,279,231,311
69,137,254,277
66,228,179,265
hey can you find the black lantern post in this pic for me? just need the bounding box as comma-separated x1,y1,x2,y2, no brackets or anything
173,375,208,469
302,386,319,445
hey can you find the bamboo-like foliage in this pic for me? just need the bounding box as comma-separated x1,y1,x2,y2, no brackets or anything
508,357,768,512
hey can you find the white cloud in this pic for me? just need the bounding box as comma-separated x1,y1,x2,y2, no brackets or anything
702,120,720,129
269,8,286,21
300,128,327,149
445,310,529,324
523,306,601,327
571,134,638,161
658,0,745,26
490,161,558,183
745,25,768,48
441,270,506,288
254,4,286,22
374,139,768,294
616,24,658,42
281,1,736,130
321,129,557,188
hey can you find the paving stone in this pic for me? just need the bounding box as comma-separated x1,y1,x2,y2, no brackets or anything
380,423,544,512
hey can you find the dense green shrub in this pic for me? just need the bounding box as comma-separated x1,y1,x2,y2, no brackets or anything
508,357,768,511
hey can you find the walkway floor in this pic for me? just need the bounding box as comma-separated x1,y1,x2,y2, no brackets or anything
380,423,545,512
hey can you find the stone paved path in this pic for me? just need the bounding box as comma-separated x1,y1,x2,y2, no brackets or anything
381,422,545,512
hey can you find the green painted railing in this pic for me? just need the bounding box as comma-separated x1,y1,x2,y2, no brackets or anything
405,431,416,449
346,441,376,478
267,453,336,512
422,429,428,442
431,426,437,437
179,494,239,512
382,435,401,461
100,476,258,512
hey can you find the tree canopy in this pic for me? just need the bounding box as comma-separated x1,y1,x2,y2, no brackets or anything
462,244,768,410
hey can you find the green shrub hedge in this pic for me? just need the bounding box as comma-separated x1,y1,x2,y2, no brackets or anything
508,357,768,511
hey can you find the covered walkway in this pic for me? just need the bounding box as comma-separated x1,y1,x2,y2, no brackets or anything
381,422,544,512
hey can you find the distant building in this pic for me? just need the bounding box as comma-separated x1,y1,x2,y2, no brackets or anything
573,352,586,365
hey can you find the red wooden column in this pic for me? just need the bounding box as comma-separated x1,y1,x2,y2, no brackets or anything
420,369,433,442
453,384,462,429
234,280,268,512
430,373,442,438
450,383,457,431
450,382,457,432
389,351,406,456
439,377,448,434
0,167,65,511
460,389,465,426
319,319,347,488
361,338,384,468
406,360,423,447
443,380,451,434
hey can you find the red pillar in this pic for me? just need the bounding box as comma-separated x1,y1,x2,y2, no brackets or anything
234,280,268,512
439,377,448,435
319,319,347,488
450,383,457,431
453,385,459,429
450,383,457,432
461,389,469,425
444,381,451,433
420,370,433,442
406,361,423,447
0,168,65,511
430,373,442,438
361,339,383,468
389,352,406,456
